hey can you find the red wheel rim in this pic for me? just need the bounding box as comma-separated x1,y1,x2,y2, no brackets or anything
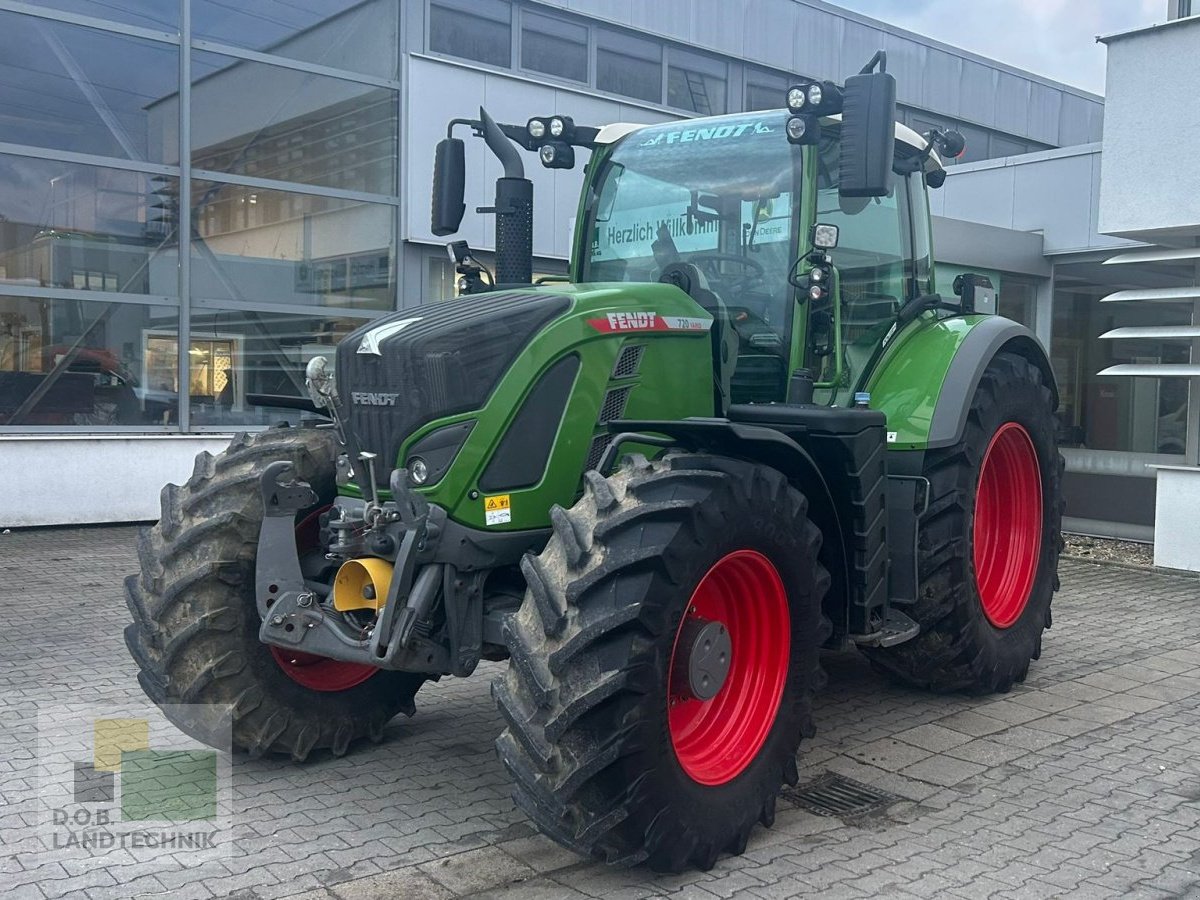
268,506,379,692
973,422,1043,628
668,550,790,785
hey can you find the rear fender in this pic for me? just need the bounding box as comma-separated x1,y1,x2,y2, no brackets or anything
867,315,1058,450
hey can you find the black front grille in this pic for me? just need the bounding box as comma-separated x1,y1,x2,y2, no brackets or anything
336,291,570,489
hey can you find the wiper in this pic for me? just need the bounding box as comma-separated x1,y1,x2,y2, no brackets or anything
745,198,769,252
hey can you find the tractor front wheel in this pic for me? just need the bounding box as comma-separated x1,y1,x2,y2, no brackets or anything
494,454,830,871
124,426,425,759
863,352,1063,693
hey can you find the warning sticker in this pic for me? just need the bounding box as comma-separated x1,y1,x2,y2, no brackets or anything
484,494,511,526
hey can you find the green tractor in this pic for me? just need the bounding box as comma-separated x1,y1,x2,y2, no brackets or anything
125,53,1062,871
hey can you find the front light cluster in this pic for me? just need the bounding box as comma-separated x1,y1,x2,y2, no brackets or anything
807,265,830,302
525,116,575,169
784,80,843,146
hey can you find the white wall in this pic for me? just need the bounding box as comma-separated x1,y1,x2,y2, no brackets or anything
1099,17,1200,242
539,0,1103,147
932,145,1141,257
0,435,233,527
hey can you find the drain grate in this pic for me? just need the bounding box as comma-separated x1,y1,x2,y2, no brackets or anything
784,773,898,818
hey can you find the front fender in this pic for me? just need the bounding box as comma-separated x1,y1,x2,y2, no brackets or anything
866,314,1057,450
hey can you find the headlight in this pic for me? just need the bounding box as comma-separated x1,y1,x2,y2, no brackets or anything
786,86,806,113
812,223,840,249
807,284,826,302
527,118,546,139
806,83,823,108
409,457,429,485
304,355,336,409
809,266,825,284
549,116,566,137
785,116,808,141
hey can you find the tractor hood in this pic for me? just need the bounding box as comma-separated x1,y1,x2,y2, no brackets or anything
332,281,716,519
336,289,572,490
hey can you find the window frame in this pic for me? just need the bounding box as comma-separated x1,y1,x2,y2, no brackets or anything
427,0,514,70
595,26,665,105
518,7,590,84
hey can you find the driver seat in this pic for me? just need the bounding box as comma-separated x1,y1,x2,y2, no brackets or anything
658,262,739,414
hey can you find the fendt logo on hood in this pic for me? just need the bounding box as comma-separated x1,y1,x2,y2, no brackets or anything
351,391,399,406
587,312,713,333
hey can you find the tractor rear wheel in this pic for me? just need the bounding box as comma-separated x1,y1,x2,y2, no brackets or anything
863,352,1063,693
124,426,425,758
494,454,830,872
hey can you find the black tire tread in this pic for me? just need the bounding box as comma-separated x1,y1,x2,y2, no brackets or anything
863,352,1064,693
496,453,830,871
124,426,423,759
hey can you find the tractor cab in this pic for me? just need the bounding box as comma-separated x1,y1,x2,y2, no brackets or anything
576,110,951,409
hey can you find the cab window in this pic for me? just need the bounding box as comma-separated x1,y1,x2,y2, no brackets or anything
814,134,915,339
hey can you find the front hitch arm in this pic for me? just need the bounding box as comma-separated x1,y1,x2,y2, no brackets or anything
253,461,450,673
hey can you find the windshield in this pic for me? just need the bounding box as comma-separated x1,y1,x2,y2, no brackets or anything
581,112,801,345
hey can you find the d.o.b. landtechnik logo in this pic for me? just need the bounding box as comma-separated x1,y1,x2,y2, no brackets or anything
36,703,232,862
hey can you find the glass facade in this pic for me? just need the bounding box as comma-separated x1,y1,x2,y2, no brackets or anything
1051,260,1193,456
0,1,399,431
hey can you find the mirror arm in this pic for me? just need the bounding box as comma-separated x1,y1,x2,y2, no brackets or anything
859,50,887,74
445,117,475,140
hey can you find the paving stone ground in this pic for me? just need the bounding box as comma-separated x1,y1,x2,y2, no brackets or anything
2,526,1200,899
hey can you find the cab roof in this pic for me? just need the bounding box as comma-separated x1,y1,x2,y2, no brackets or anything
594,114,944,172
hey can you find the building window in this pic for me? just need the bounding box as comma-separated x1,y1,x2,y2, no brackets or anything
990,133,1032,159
189,52,399,196
0,296,180,427
521,11,588,83
998,277,1037,329
667,49,726,115
185,308,363,427
0,10,180,164
430,0,512,69
0,156,178,296
597,29,662,104
746,68,789,112
191,181,395,312
194,0,399,80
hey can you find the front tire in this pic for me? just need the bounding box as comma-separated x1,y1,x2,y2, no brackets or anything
124,427,425,759
494,454,831,872
863,352,1063,693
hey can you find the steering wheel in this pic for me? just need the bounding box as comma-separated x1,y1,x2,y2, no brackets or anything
689,253,765,284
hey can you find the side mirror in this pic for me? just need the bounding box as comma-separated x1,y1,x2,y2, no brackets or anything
935,129,966,160
838,70,896,198
431,137,466,236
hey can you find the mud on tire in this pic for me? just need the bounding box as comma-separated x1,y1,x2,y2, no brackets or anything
862,351,1064,694
124,426,424,759
494,453,831,872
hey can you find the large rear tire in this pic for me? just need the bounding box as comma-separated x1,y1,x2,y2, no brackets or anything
124,426,425,759
863,352,1063,693
494,454,830,872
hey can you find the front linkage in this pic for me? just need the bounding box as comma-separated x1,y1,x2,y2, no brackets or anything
256,459,533,678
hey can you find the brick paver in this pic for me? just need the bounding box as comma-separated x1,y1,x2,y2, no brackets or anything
2,526,1199,899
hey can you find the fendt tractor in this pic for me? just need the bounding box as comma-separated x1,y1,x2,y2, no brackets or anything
125,53,1063,871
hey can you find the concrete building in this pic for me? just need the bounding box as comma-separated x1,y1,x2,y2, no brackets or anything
0,0,1193,558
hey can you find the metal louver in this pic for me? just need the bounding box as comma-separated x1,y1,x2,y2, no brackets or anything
1096,250,1200,377
1097,246,1200,465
